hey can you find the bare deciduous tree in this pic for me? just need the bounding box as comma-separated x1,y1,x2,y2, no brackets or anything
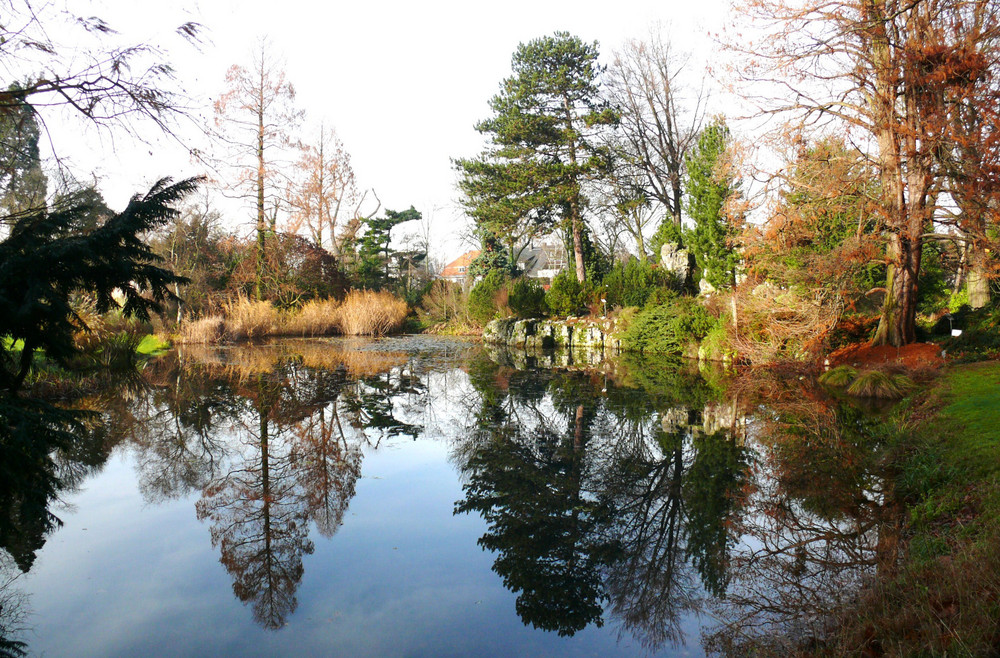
605,32,705,238
212,38,303,300
286,124,357,256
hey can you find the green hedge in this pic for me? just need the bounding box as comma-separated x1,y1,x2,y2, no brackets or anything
602,259,678,309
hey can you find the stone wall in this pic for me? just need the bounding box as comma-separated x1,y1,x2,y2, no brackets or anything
482,317,622,354
482,315,732,363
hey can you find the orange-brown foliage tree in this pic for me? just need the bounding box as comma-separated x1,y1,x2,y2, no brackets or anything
733,0,1000,346
749,136,884,309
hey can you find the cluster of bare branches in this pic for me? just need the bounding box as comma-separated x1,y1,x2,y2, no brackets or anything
0,1,204,158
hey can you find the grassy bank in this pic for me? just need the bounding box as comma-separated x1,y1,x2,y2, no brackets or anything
830,361,1000,655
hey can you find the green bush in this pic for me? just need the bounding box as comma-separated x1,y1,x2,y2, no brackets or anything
545,270,592,316
699,321,731,361
917,242,950,315
645,286,680,308
506,277,547,318
948,288,969,313
621,296,717,354
468,270,510,326
601,259,678,309
649,219,683,260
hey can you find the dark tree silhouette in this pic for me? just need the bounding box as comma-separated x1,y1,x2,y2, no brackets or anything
0,177,199,394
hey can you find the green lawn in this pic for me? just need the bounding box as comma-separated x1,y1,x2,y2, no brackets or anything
934,362,1000,480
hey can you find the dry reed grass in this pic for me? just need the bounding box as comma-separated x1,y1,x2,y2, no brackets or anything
278,298,341,336
334,290,408,336
178,291,407,344
221,296,279,342
178,316,227,344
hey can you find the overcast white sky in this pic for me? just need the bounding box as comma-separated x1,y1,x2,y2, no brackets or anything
43,0,735,261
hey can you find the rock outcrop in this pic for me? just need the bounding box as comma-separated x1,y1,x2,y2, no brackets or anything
660,241,692,282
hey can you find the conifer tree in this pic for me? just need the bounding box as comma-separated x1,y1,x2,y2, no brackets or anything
0,177,199,395
685,120,739,291
456,32,616,283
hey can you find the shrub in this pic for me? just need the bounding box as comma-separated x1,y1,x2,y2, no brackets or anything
280,298,341,336
545,270,592,317
948,288,969,313
699,321,732,362
417,280,468,326
468,270,510,326
602,259,677,309
645,286,680,308
938,304,1000,360
89,331,144,371
621,296,716,355
506,277,547,318
334,290,408,336
649,219,683,260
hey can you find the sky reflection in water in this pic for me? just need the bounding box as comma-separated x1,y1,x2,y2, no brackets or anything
0,337,898,656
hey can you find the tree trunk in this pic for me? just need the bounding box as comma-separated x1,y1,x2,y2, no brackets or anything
873,233,920,346
571,213,586,283
968,247,990,309
866,3,930,348
563,93,587,284
255,103,266,301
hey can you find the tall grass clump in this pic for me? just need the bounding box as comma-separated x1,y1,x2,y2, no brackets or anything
221,296,279,342
179,316,226,344
818,365,858,388
846,369,914,399
280,298,341,336
334,290,408,336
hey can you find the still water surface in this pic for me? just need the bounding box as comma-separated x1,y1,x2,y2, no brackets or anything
1,337,898,656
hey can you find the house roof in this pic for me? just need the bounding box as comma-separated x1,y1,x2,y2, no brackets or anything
439,250,480,278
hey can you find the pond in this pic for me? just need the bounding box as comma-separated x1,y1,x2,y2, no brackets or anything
0,336,901,656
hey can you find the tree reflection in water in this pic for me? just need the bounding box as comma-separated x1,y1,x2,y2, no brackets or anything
0,393,119,654
137,343,423,629
0,338,910,652
455,352,751,650
704,374,903,655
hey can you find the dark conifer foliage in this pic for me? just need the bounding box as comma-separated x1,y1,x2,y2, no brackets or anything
0,177,200,394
